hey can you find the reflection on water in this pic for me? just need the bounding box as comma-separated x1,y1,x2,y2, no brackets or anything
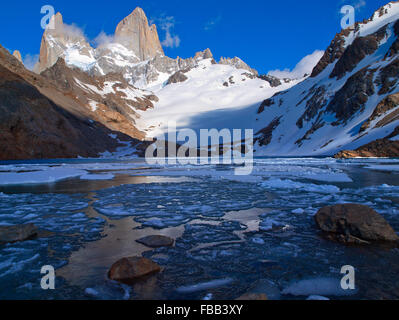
0,158,398,300
0,174,198,194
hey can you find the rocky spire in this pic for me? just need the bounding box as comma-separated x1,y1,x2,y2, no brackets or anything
35,12,94,74
219,56,258,75
194,48,214,61
114,7,164,61
12,50,22,63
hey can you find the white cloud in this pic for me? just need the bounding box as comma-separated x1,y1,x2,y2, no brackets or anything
23,54,39,71
268,50,324,79
353,0,366,10
156,16,181,48
339,0,366,11
93,31,115,47
61,22,87,40
204,16,222,31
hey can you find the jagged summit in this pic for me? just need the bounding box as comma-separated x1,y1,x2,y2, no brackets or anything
114,7,164,60
219,57,258,76
253,1,399,156
12,50,22,63
311,0,399,78
35,11,94,73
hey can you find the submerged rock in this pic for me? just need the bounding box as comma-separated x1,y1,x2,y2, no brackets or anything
0,224,39,244
314,204,399,244
136,235,175,248
236,293,268,300
108,256,161,285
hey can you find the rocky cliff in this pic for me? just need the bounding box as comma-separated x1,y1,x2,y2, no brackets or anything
114,7,164,61
0,45,134,160
254,1,399,157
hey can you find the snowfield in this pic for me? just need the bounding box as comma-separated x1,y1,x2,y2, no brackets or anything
137,58,301,140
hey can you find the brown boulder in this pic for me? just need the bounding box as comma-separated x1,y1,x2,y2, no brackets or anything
136,235,174,248
108,256,161,284
236,293,268,300
315,204,399,244
0,224,38,244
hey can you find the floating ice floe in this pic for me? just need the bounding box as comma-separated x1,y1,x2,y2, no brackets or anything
282,277,356,297
176,278,233,294
0,168,86,185
261,178,340,194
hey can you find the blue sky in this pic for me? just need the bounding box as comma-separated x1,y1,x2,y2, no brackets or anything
0,0,391,74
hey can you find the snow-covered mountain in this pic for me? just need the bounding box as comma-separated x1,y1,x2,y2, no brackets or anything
34,8,262,90
31,7,296,146
254,1,399,156
7,2,399,160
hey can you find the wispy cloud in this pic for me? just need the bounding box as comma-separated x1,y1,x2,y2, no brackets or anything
23,54,39,71
268,50,324,79
353,0,366,10
204,16,222,31
339,0,366,12
154,16,181,49
93,31,115,47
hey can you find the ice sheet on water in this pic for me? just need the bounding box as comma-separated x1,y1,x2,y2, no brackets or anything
261,178,340,193
282,277,356,297
0,193,106,298
0,168,87,185
366,165,399,172
184,222,244,247
259,217,285,231
176,278,233,294
93,180,272,226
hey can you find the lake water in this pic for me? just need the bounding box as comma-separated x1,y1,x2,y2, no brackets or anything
0,157,398,300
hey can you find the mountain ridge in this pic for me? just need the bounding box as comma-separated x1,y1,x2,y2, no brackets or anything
1,3,399,160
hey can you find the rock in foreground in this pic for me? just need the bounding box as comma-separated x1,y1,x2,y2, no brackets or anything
108,257,161,284
0,224,38,244
315,204,399,244
136,235,175,248
236,293,268,300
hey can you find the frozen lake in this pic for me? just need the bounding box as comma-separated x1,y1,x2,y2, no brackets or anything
0,157,398,300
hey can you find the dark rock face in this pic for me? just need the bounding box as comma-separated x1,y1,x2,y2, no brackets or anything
335,126,399,159
329,28,384,79
255,117,281,147
136,235,174,248
334,137,399,159
315,204,399,244
257,98,275,114
311,29,351,78
0,44,139,160
376,58,399,95
0,224,38,244
108,256,161,285
326,68,375,125
41,58,153,139
360,93,399,132
166,71,188,85
386,20,399,58
0,64,123,160
296,86,326,129
258,75,281,87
